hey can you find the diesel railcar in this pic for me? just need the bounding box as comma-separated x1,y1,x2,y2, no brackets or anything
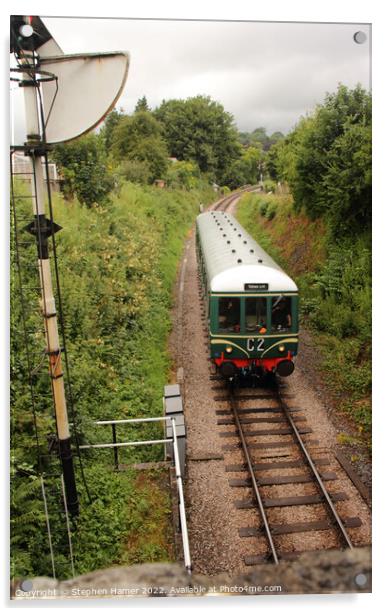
196,211,299,379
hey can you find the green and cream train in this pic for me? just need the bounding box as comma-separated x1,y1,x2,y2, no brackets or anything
196,211,299,379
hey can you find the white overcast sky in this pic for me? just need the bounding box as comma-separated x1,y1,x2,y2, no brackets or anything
38,16,371,135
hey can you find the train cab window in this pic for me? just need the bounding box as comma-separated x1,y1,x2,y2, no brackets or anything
218,297,240,332
271,296,292,332
245,298,267,333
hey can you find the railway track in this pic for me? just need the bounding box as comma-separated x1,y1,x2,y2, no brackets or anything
191,188,369,570
202,191,363,565
210,184,261,212
211,377,362,565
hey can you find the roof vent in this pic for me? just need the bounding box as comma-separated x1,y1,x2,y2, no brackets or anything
237,259,242,264
258,259,263,263
243,240,247,244
250,249,254,253
227,240,231,244
238,233,242,237
232,249,236,253
223,234,227,237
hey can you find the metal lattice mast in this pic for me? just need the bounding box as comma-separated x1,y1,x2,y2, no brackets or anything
11,14,129,522
19,51,79,516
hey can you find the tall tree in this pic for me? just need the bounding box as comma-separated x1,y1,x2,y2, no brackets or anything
155,95,240,183
101,108,124,152
238,127,284,151
292,84,371,221
223,145,264,189
321,123,371,235
267,84,371,236
134,96,150,113
110,111,169,181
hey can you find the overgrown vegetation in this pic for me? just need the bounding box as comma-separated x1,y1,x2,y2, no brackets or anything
52,134,115,207
237,191,371,445
11,180,212,579
238,85,372,446
267,84,371,238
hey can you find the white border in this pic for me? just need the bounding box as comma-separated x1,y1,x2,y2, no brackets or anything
2,1,385,613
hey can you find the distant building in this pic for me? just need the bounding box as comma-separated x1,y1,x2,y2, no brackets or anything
11,153,60,191
154,179,166,188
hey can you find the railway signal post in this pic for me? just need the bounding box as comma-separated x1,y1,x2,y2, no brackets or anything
11,15,129,518
19,50,79,516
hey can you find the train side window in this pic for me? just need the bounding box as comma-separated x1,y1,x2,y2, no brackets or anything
271,296,292,332
218,297,240,332
245,297,267,333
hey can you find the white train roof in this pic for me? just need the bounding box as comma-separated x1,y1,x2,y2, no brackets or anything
196,211,298,293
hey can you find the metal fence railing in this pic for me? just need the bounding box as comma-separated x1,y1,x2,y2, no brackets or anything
78,415,191,573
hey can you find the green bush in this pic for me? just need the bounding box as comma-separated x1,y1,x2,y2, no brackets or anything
266,202,277,220
53,134,114,207
263,179,277,192
166,160,200,190
259,200,268,216
309,296,361,337
309,237,371,340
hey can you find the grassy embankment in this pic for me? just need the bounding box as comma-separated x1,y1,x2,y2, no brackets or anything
11,180,213,578
237,192,371,451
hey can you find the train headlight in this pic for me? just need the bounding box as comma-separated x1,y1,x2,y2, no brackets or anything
278,344,285,352
225,346,233,354
19,24,34,37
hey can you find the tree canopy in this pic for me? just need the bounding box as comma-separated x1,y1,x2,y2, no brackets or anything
109,111,169,181
53,84,371,211
267,84,371,237
134,96,150,113
223,146,264,189
154,95,241,183
239,127,284,151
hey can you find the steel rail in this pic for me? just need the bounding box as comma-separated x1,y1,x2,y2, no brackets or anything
212,185,262,211
213,191,241,211
229,386,279,564
276,385,354,550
